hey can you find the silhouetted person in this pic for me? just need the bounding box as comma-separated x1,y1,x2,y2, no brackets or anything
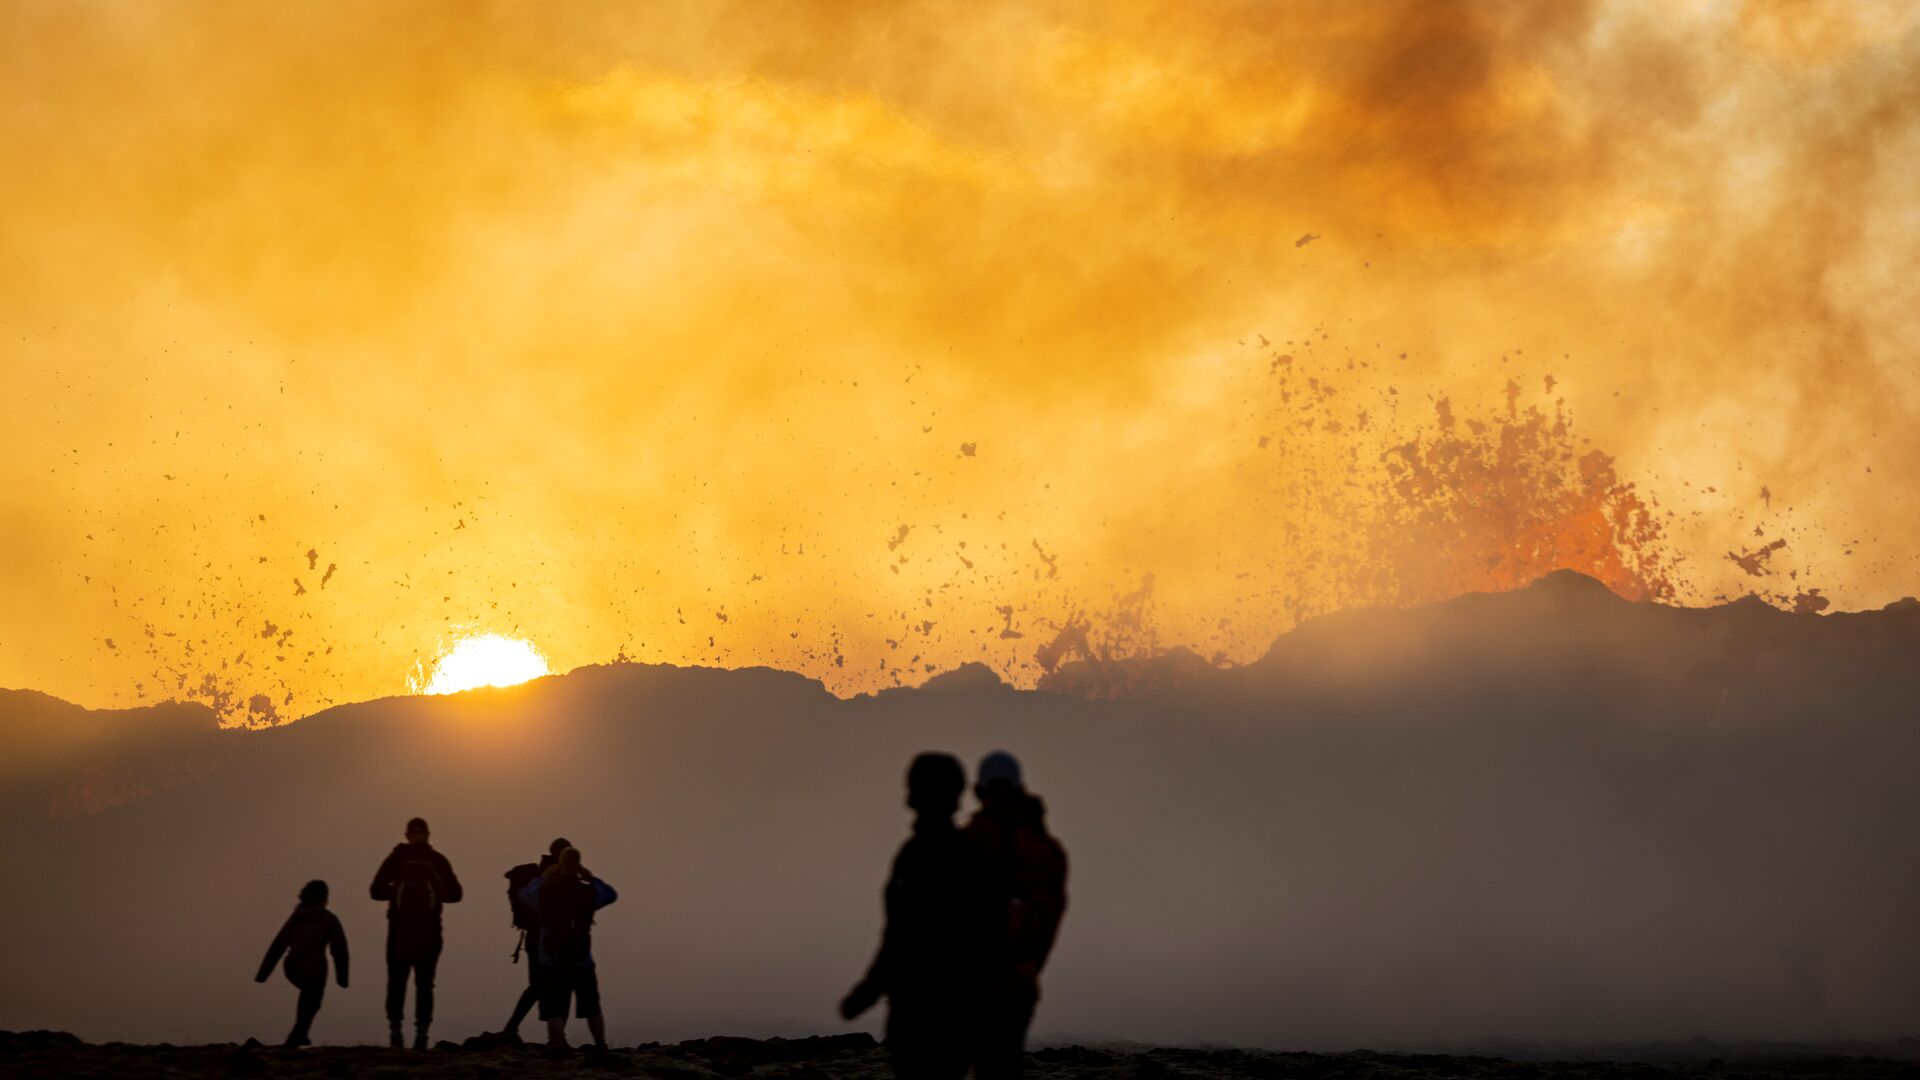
498,836,572,1039
518,846,617,1053
966,751,1068,1080
255,880,349,1048
842,752,1001,1080
369,816,462,1049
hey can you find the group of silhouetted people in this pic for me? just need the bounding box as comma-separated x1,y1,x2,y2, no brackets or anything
254,750,1066,1079
842,750,1069,1080
503,837,619,1049
256,817,617,1053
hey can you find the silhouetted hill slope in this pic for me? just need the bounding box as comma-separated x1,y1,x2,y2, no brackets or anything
1242,570,1920,709
3,574,1920,1049
0,690,229,818
1035,570,1920,709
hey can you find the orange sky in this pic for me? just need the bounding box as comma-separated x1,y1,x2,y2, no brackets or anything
3,0,1917,722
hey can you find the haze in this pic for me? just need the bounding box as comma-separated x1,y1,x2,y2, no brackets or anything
6,577,1920,1048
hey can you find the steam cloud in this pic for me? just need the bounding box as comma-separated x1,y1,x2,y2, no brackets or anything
2,0,1916,721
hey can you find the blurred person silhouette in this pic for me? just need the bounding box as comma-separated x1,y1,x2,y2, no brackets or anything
517,846,618,1053
254,880,349,1048
966,751,1068,1080
842,752,1000,1080
369,816,463,1049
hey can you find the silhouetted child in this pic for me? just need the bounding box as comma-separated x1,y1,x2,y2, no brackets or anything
842,753,1001,1080
255,880,349,1047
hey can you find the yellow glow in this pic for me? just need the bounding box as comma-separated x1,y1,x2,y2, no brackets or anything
2,2,1916,724
412,634,550,696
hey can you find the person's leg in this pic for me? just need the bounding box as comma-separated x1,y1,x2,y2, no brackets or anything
887,1005,968,1080
973,983,1037,1080
576,968,606,1049
307,979,326,1041
384,935,407,1047
288,979,323,1047
413,935,442,1049
933,1016,974,1080
890,1036,959,1080
884,1004,913,1079
506,959,543,1033
507,984,541,1034
538,966,573,1049
1007,984,1036,1074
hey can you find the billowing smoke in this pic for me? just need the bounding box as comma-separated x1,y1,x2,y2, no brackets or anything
2,0,1916,720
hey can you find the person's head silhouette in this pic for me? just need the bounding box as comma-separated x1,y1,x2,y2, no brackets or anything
906,752,965,819
967,749,1029,807
405,817,430,845
299,880,329,907
549,837,571,857
544,845,588,880
976,750,1023,796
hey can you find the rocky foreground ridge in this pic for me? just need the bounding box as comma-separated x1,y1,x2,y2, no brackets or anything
7,1029,1920,1080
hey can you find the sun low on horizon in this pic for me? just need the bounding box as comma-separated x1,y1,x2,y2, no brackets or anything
409,633,552,697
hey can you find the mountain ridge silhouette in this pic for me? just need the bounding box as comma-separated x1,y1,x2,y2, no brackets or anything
15,569,1916,732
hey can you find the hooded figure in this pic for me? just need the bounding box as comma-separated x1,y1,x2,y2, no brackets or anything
965,751,1068,1080
369,817,463,1049
255,880,349,1048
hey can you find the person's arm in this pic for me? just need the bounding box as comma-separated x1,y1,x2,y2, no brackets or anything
841,847,907,1019
328,914,350,988
1016,837,1069,972
435,851,464,904
591,878,618,909
369,850,398,902
255,914,293,982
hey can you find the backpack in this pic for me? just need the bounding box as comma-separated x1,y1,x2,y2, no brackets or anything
968,797,1068,967
392,851,441,919
504,862,542,930
538,873,596,967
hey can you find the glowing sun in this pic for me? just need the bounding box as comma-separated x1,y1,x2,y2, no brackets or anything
412,633,550,695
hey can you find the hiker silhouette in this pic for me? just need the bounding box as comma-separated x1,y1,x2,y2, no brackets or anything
842,752,1002,1080
966,751,1068,1080
254,880,348,1048
499,836,572,1039
517,845,618,1052
369,816,462,1049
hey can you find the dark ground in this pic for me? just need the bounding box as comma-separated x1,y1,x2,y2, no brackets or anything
7,1031,1920,1080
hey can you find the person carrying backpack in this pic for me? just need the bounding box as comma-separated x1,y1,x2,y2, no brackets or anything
518,846,617,1053
369,816,463,1050
254,880,349,1047
965,751,1068,1080
496,836,571,1040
